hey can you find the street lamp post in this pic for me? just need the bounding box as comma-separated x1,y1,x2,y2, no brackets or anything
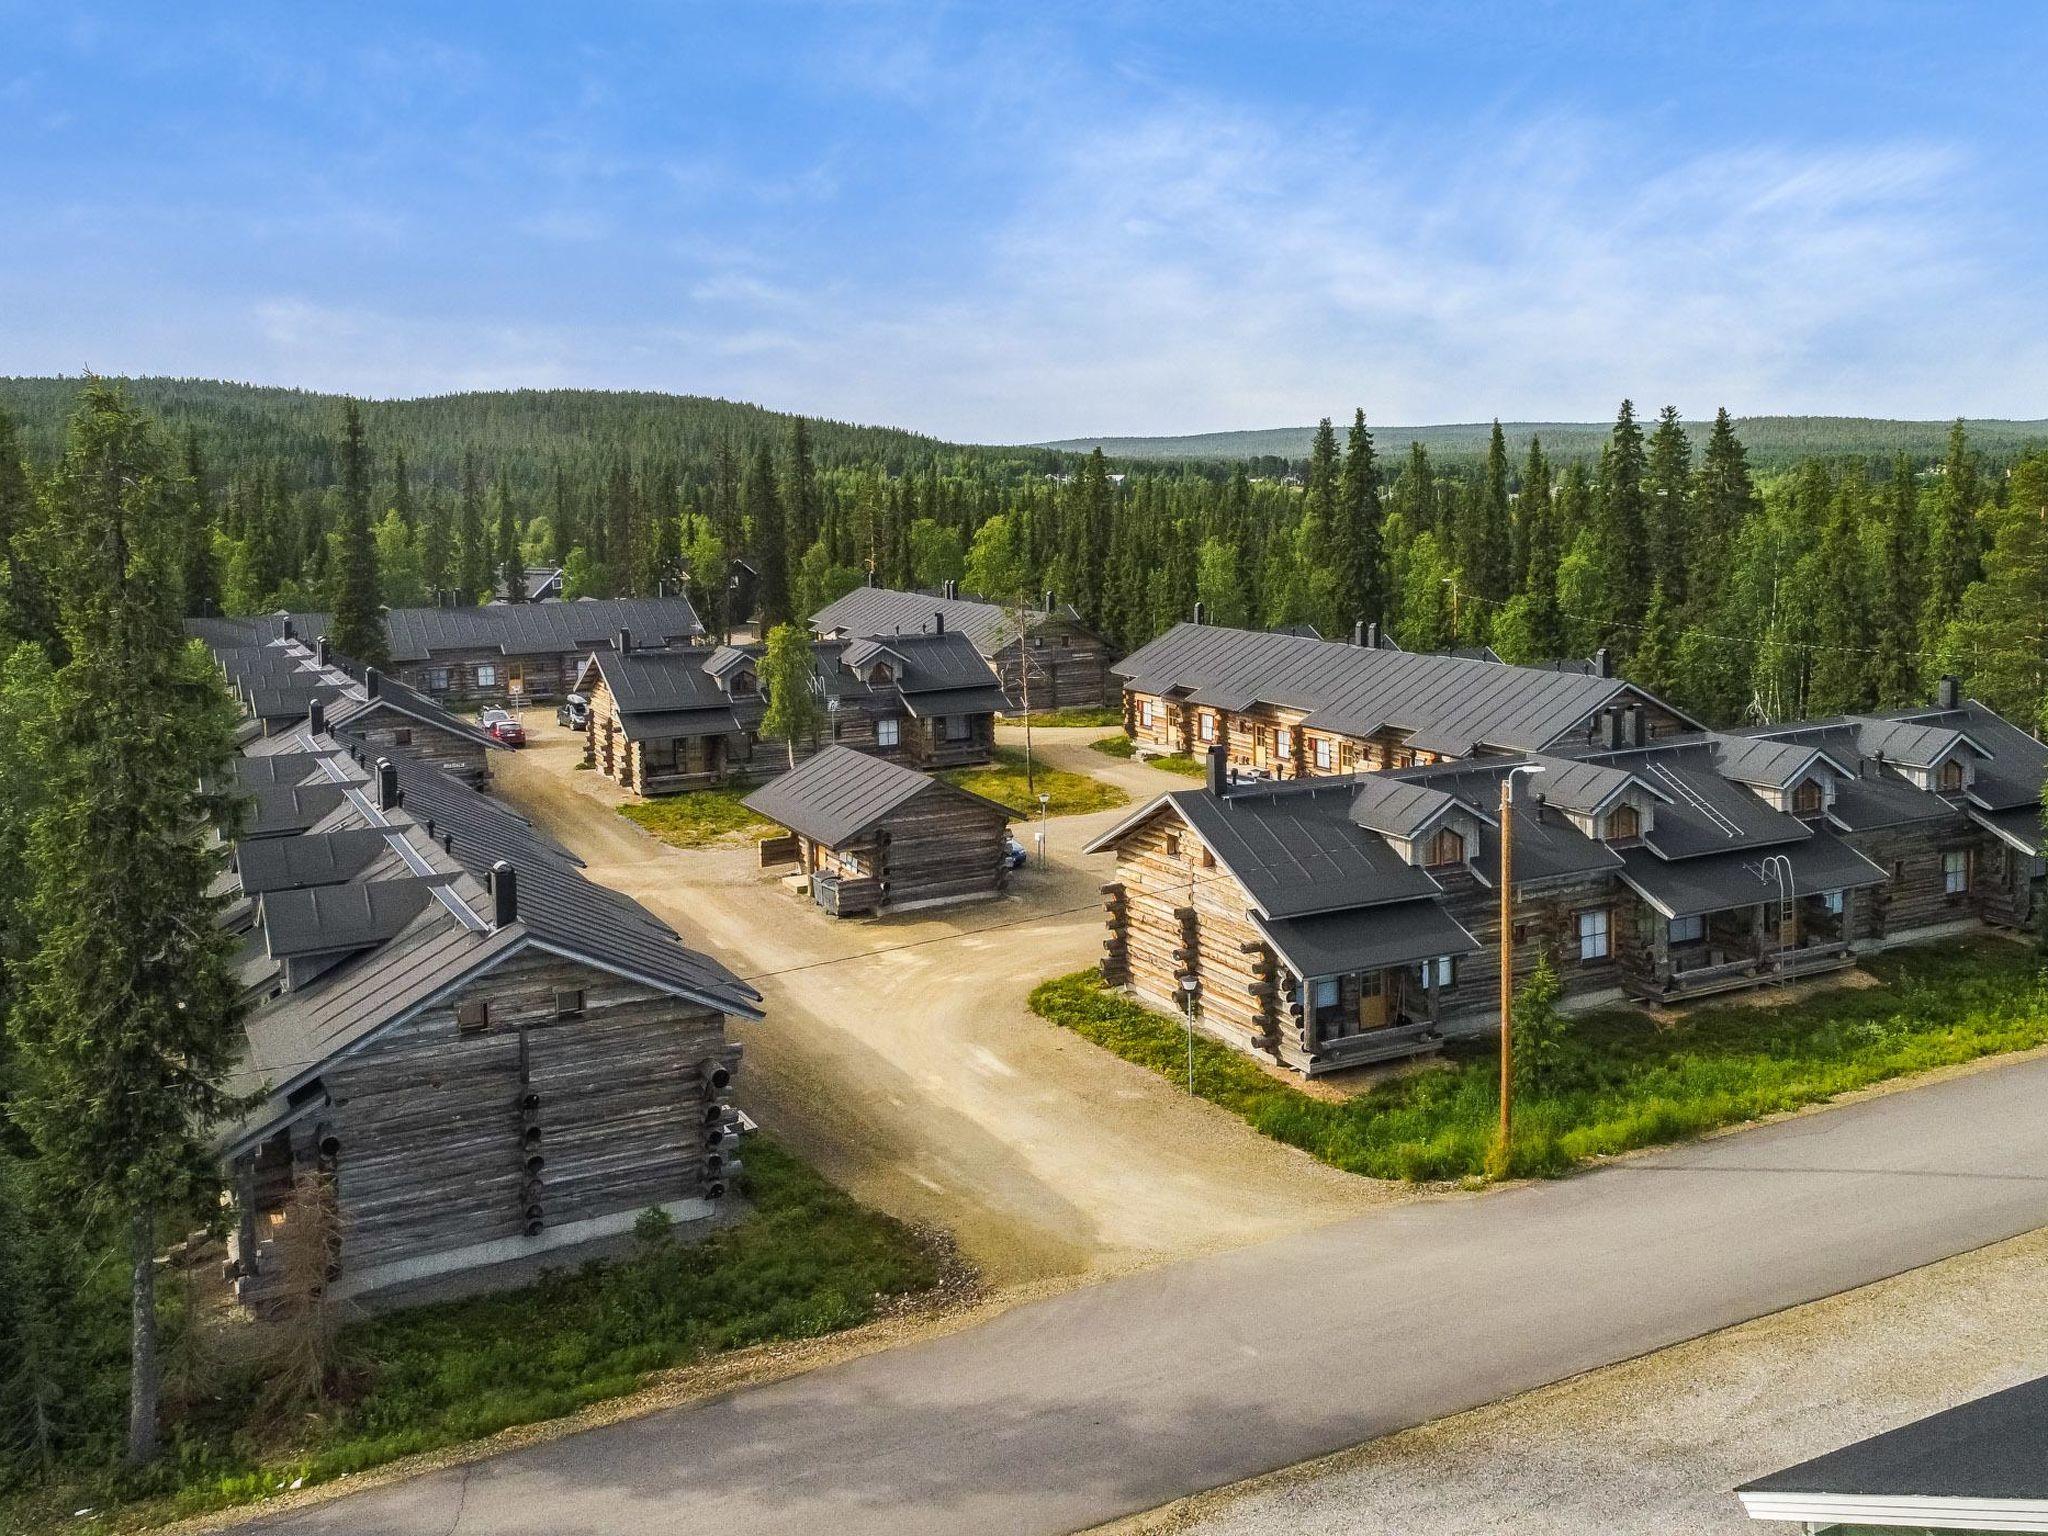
1498,764,1544,1153
1036,791,1050,863
1180,974,1199,1093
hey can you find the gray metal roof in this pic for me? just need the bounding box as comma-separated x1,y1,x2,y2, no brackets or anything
1617,829,1886,919
1115,622,1683,756
1582,741,1812,859
260,878,438,957
1525,754,1658,815
1346,776,1467,839
274,596,704,662
1168,780,1444,920
742,744,1006,848
1708,733,1832,789
229,752,332,790
1738,1374,2048,1505
235,829,394,893
327,672,500,750
1253,899,1479,979
1882,702,2044,809
810,585,1054,654
242,782,351,838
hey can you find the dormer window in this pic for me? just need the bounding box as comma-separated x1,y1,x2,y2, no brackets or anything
868,662,895,686
1605,804,1641,841
1939,759,1965,793
1792,780,1824,815
730,669,757,697
1425,827,1466,868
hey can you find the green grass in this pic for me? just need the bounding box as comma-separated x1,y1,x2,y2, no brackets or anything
940,746,1129,818
1015,706,1125,729
1031,938,2048,1182
5,1139,938,1533
618,787,774,847
1085,736,1205,777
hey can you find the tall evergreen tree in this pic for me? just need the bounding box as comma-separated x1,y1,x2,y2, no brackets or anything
1630,580,1681,702
784,419,820,555
1689,407,1758,610
1333,408,1387,630
1871,455,1926,708
1923,419,1982,645
1460,420,1511,604
1517,437,1563,660
1645,406,1693,605
1394,441,1437,536
747,441,790,627
8,383,246,1468
0,408,57,653
457,451,491,602
1595,400,1652,645
547,461,575,568
328,402,384,662
420,485,453,596
390,449,415,530
1807,467,1876,715
1296,419,1341,634
495,473,524,604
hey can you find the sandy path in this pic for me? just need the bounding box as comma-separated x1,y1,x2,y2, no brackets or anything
491,729,1385,1286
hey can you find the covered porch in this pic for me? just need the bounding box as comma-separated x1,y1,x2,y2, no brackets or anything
1619,832,1888,1003
1255,898,1481,1074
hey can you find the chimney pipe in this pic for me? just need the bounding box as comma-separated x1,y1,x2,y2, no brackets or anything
1206,742,1228,798
1597,707,1622,752
616,627,632,654
934,611,945,635
307,698,325,737
1352,619,1364,647
364,666,381,700
1366,621,1380,649
376,756,400,812
1192,600,1206,626
280,616,295,642
490,860,517,928
1622,702,1644,749
316,635,330,667
1593,646,1611,679
1043,589,1055,612
1937,674,1961,709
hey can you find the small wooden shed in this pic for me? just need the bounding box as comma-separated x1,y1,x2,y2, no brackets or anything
743,746,1013,916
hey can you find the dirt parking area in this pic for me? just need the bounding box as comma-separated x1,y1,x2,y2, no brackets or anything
1100,1225,2048,1536
492,726,1390,1287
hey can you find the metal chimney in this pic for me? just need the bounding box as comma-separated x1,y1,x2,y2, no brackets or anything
1192,600,1207,626
616,628,632,654
490,861,518,928
316,635,331,667
1351,620,1365,646
1206,743,1228,797
307,698,325,736
1593,646,1612,678
364,666,382,700
376,757,400,811
1937,674,1961,709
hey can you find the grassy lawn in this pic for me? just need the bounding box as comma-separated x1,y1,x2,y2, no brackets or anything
940,745,1129,818
618,787,773,847
1030,938,2048,1182
1086,736,1204,776
6,1139,940,1533
1014,706,1125,729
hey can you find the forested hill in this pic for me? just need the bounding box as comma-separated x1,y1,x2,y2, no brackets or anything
1043,415,2048,469
0,377,1063,487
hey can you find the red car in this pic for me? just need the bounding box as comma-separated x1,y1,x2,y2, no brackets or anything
480,708,526,747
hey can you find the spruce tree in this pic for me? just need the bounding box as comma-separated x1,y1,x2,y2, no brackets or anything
8,383,246,1468
1923,419,1981,646
1333,408,1387,630
420,485,453,596
548,461,575,568
785,419,820,554
1517,437,1563,660
390,449,415,530
1645,406,1693,605
0,407,57,653
495,474,524,604
1689,407,1757,610
1630,581,1681,702
1395,442,1437,536
1463,420,1511,604
457,451,491,602
328,402,385,662
1938,451,2048,717
1807,467,1876,715
1871,455,1925,708
1595,401,1652,645
748,441,790,627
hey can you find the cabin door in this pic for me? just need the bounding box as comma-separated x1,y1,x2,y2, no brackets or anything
1357,969,1390,1030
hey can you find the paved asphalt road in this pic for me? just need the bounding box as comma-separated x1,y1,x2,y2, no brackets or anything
252,1053,2048,1536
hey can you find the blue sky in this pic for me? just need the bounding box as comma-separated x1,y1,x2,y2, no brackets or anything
4,2,2044,441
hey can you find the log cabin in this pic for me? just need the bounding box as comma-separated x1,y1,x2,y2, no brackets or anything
1086,681,2047,1076
744,745,1014,916
577,625,1006,795
811,581,1114,712
197,640,760,1311
1115,620,1696,775
265,595,706,708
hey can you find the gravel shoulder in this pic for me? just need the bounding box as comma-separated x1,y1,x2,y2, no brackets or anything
1097,1225,2048,1536
491,730,1389,1288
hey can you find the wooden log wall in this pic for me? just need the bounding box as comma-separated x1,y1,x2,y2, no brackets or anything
350,707,490,785
877,786,1009,907
316,948,737,1288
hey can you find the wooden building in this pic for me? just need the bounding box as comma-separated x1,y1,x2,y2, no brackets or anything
1087,680,2048,1076
197,638,760,1310
811,581,1114,711
745,745,1013,916
577,627,1006,796
1114,620,1695,776
268,596,706,708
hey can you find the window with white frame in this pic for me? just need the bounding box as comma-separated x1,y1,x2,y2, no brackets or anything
1822,889,1845,915
425,667,450,692
1668,913,1704,944
1943,848,1971,894
1277,731,1292,760
475,663,497,688
876,718,900,748
1140,699,1156,728
1313,736,1332,770
1198,713,1215,743
1415,955,1453,989
1313,976,1340,1014
1577,908,1611,961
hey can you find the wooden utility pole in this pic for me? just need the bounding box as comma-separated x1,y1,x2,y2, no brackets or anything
1498,771,1515,1149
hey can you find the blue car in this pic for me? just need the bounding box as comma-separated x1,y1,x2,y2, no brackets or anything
1004,835,1028,869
